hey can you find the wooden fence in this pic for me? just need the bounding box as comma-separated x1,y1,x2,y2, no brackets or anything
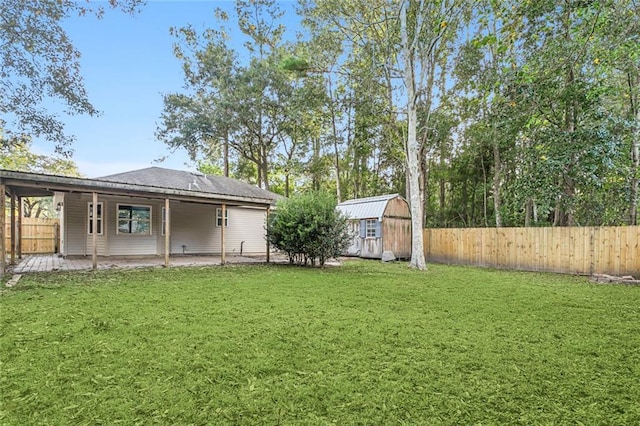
4,217,59,255
424,226,639,276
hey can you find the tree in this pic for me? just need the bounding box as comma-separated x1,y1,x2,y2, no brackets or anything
158,0,315,191
0,137,81,217
0,0,143,154
267,191,351,267
399,0,468,269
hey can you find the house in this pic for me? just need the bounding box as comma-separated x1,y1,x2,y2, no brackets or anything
336,194,412,259
0,167,280,274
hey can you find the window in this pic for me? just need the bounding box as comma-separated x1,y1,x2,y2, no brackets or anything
216,207,229,227
117,204,151,235
360,219,380,238
366,219,378,238
87,202,103,235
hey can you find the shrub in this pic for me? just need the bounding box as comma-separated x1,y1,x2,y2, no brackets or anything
267,191,352,267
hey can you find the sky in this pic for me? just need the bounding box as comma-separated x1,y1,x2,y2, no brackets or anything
32,0,300,178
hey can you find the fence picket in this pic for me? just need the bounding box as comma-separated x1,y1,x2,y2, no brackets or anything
4,217,59,255
424,226,640,276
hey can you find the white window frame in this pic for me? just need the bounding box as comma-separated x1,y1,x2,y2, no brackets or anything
117,204,152,235
216,207,229,227
87,202,104,235
365,219,377,238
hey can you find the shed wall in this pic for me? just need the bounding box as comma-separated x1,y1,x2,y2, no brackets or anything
383,197,411,218
382,217,412,259
381,197,412,258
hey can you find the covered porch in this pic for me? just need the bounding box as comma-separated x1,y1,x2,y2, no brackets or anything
1,169,277,278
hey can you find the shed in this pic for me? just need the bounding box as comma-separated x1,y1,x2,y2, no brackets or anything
336,194,412,259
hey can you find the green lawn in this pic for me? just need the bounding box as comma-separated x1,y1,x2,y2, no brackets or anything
1,261,639,425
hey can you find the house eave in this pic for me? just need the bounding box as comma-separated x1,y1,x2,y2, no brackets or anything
0,169,275,207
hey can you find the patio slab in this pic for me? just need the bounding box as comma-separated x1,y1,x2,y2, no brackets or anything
9,254,270,274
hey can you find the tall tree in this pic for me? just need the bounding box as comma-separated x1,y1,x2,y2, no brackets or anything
0,0,143,154
157,0,308,191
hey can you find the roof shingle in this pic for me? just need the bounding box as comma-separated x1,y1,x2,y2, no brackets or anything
97,167,281,203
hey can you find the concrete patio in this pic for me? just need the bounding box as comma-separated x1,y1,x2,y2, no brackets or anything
8,254,270,274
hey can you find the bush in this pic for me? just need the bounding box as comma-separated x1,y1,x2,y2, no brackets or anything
267,191,352,267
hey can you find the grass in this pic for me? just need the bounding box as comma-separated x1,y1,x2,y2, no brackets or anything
1,260,639,425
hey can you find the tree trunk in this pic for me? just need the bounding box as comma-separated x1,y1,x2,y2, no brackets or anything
525,198,533,227
223,129,229,178
629,70,639,225
328,77,342,202
492,129,503,227
401,1,426,270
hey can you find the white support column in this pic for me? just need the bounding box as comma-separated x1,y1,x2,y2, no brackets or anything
92,192,98,270
0,183,6,277
164,198,170,268
10,190,15,265
17,196,22,259
221,203,226,265
266,207,270,263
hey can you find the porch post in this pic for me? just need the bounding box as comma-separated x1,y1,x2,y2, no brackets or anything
220,203,226,265
266,207,270,263
17,196,22,259
164,198,170,268
9,190,15,265
0,182,6,277
92,192,97,270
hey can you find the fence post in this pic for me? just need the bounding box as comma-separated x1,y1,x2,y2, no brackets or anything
589,227,595,276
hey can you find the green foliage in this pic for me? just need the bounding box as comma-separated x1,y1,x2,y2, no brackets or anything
0,0,143,153
267,191,351,266
0,138,82,217
2,263,639,424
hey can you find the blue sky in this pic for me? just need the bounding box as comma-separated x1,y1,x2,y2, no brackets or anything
35,0,299,177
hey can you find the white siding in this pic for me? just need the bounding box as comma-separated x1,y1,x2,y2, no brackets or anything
107,198,161,256
344,221,361,256
62,196,268,257
63,193,108,256
343,219,382,259
164,202,267,255
222,206,267,255
166,202,217,254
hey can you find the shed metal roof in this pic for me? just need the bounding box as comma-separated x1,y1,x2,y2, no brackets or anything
336,194,401,221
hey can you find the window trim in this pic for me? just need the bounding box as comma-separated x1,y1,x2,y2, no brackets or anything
365,219,378,238
116,203,152,235
87,202,104,235
216,207,229,227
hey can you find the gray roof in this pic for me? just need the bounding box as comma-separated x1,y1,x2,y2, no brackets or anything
1,167,281,206
97,167,281,203
337,194,402,221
